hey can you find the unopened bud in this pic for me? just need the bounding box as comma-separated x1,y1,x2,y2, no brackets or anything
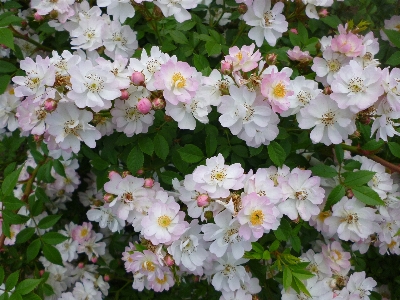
346,189,354,198
204,211,213,220
33,134,43,142
131,71,145,86
34,12,44,21
221,61,233,74
323,86,332,95
91,256,98,263
103,193,114,203
120,89,129,100
265,53,278,65
196,194,210,207
144,178,154,188
137,97,152,114
329,279,337,289
49,10,58,19
290,28,298,34
164,254,175,266
39,270,45,276
319,8,329,17
104,274,110,282
152,97,166,110
136,169,144,175
44,98,57,112
78,262,85,268
153,5,164,19
238,3,248,14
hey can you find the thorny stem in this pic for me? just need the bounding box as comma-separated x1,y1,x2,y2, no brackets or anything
9,25,53,52
0,156,50,250
340,144,400,173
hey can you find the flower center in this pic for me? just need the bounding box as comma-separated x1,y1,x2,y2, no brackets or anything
327,59,341,72
297,90,312,105
344,213,359,224
272,82,287,98
317,211,331,222
80,228,88,238
172,72,186,89
348,77,364,93
263,11,273,27
236,51,243,61
295,190,308,200
125,107,140,121
142,260,155,272
157,215,172,228
156,274,168,284
211,168,227,182
321,111,336,126
122,192,134,203
250,210,264,226
396,24,400,32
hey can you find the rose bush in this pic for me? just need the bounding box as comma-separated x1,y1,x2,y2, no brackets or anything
0,0,400,299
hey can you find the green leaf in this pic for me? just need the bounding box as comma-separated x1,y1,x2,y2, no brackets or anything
5,271,19,291
178,144,203,163
361,140,384,151
268,141,286,167
290,236,301,253
293,277,311,297
352,186,385,206
15,279,42,295
288,31,302,46
310,165,337,178
4,162,16,177
159,171,182,185
388,142,400,158
0,15,22,27
127,146,144,174
297,22,308,44
386,51,400,66
324,185,345,210
334,144,344,164
21,293,41,300
193,54,210,71
2,210,29,224
154,134,169,160
52,160,66,178
26,239,41,262
251,242,264,254
2,166,23,196
176,20,196,31
169,30,188,44
0,28,14,50
249,145,263,157
42,243,63,266
343,160,362,171
231,145,248,158
292,270,314,281
91,156,109,170
9,293,23,300
37,215,61,230
205,134,217,157
16,227,35,244
0,74,11,95
0,267,4,284
138,136,154,156
384,29,400,48
269,240,280,252
320,15,342,28
0,60,17,73
283,266,292,290
343,170,375,187
36,161,54,183
2,196,25,210
41,232,68,245
205,40,221,56
262,250,271,260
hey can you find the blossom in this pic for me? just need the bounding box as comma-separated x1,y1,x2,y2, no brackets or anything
0,88,21,131
324,196,380,242
287,46,312,62
278,168,325,221
188,153,245,198
331,32,365,57
343,271,377,300
297,94,356,146
70,17,105,51
141,201,188,245
46,102,101,153
223,44,261,72
153,60,200,105
97,0,135,23
102,21,138,59
243,0,288,47
154,0,201,23
330,60,384,113
321,241,351,273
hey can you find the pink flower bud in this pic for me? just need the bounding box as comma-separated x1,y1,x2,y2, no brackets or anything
91,256,98,263
221,61,232,74
44,98,57,112
120,89,129,100
108,170,119,180
164,254,175,266
265,53,278,65
290,28,298,34
131,71,145,86
78,262,85,269
144,178,154,188
196,194,210,207
323,86,333,95
136,169,144,175
33,135,43,142
137,98,152,114
319,8,329,17
238,3,248,14
34,12,44,21
346,189,354,198
39,270,45,276
103,193,114,203
104,275,110,282
151,97,166,110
